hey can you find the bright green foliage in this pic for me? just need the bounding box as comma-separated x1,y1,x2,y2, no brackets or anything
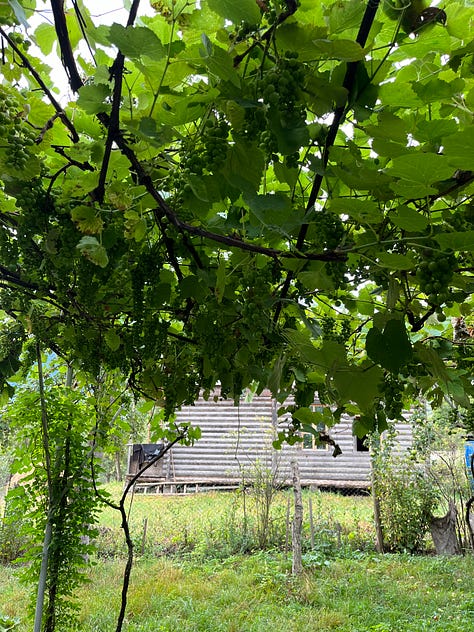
4,383,100,629
0,613,20,632
373,455,439,552
0,0,473,442
371,425,439,553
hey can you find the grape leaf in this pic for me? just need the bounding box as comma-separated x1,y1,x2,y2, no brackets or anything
377,252,416,270
313,39,365,61
107,24,164,59
390,206,429,232
435,231,474,252
77,84,111,115
76,237,109,268
207,0,261,25
442,128,474,171
366,320,413,373
104,330,122,352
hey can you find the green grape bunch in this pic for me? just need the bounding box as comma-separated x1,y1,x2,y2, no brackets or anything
0,86,37,171
309,209,345,251
255,51,307,161
415,246,457,307
380,373,405,419
163,117,229,207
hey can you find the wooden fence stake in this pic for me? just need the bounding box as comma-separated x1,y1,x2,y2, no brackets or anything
285,496,291,553
291,460,303,575
308,496,315,549
141,517,148,556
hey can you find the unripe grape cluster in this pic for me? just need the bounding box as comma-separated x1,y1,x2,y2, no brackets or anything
415,246,457,306
0,86,36,170
310,209,345,250
8,31,31,52
201,119,230,168
308,209,347,287
321,316,351,344
239,264,273,334
380,374,405,419
263,0,300,28
14,178,45,211
446,209,469,232
162,117,229,208
256,51,306,162
180,118,230,177
260,52,305,110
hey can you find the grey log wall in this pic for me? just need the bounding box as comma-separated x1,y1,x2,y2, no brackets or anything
127,390,413,490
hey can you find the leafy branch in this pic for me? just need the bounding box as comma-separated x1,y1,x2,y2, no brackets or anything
275,0,382,319
0,25,79,141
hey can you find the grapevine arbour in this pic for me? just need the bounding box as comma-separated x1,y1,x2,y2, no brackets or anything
0,0,473,452
0,0,474,629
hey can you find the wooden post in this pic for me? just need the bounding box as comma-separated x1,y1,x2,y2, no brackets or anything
291,460,303,575
271,398,279,478
285,496,291,553
308,496,315,549
141,518,148,556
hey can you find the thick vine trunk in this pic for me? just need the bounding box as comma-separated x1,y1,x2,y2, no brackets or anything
114,452,123,482
33,343,54,632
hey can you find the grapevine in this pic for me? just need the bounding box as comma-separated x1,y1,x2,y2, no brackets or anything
380,373,405,420
162,117,229,210
308,209,345,251
0,86,37,171
415,245,457,308
321,316,351,344
242,51,307,163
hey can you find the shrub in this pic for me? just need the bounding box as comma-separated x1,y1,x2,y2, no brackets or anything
374,457,438,553
0,491,29,564
0,613,20,631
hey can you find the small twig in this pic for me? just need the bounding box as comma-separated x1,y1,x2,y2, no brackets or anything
410,306,436,333
0,264,42,291
71,0,96,64
233,0,298,67
36,112,60,143
51,144,94,171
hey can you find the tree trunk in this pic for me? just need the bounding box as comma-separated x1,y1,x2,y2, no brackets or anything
291,460,303,575
430,501,460,555
34,520,52,632
115,452,123,482
466,497,474,550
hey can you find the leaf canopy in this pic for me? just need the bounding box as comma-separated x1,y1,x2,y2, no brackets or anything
0,0,473,438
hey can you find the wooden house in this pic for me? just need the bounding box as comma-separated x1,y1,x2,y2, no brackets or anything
126,390,413,492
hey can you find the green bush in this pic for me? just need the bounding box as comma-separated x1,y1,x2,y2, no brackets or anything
0,613,20,631
0,492,29,564
374,457,438,553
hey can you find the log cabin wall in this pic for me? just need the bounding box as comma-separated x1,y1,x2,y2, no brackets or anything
127,390,413,490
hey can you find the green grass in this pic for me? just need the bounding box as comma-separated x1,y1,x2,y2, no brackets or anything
1,553,473,631
95,485,375,558
1,486,473,631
